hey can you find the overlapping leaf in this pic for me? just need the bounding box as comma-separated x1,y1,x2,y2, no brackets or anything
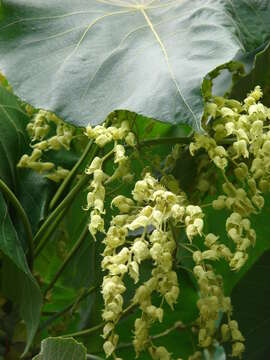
0,193,42,356
33,337,87,360
0,1,270,131
0,84,44,355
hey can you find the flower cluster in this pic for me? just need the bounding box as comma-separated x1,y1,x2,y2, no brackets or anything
18,110,73,181
85,86,270,358
84,111,253,358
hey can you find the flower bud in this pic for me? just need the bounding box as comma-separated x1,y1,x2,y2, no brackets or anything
232,342,245,357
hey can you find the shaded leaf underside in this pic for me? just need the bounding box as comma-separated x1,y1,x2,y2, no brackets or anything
0,0,270,130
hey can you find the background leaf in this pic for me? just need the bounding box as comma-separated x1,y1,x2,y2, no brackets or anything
231,42,270,105
231,250,270,360
0,1,270,130
32,337,87,360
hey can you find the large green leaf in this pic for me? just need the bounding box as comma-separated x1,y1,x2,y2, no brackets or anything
0,1,270,131
0,193,42,356
32,337,87,360
231,250,270,360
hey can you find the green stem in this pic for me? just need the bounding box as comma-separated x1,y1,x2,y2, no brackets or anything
49,140,94,210
34,209,65,257
0,179,34,270
33,173,89,247
34,144,98,251
62,321,105,338
39,286,97,332
151,321,185,340
43,225,89,297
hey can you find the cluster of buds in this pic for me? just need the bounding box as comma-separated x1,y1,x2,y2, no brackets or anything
28,111,74,151
85,164,106,238
26,109,50,141
85,119,135,184
189,87,270,271
193,264,231,345
131,230,179,358
18,148,54,173
184,205,204,241
100,172,186,358
221,320,245,357
213,179,264,217
225,213,256,270
190,134,228,170
86,120,136,149
18,110,73,182
193,263,245,357
85,118,137,239
251,135,270,193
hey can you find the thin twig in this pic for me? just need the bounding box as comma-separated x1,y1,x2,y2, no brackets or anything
43,225,90,297
116,321,186,350
86,354,105,360
49,139,94,210
140,136,192,147
34,209,65,257
39,286,97,332
62,321,105,338
33,173,89,248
